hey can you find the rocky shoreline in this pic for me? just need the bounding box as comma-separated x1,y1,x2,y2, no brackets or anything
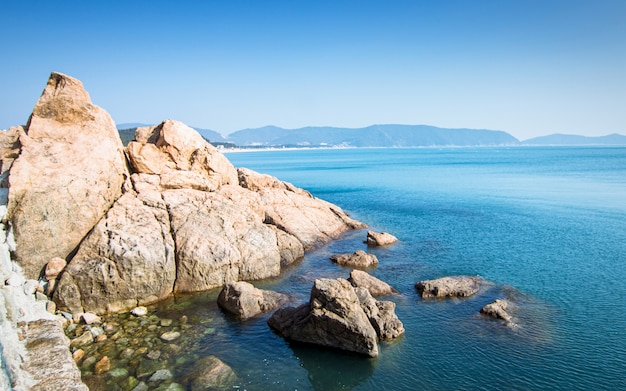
1,72,520,390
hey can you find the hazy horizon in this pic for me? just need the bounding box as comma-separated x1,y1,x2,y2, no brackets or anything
2,1,625,140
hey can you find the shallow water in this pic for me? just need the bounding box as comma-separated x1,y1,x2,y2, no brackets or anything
79,146,626,390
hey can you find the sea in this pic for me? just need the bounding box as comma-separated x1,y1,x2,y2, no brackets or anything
160,146,626,390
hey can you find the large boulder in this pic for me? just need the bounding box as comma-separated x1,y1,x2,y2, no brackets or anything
54,192,176,314
126,120,238,190
164,188,283,293
6,72,128,279
330,250,378,268
268,278,404,357
217,281,288,320
415,276,480,299
349,269,397,296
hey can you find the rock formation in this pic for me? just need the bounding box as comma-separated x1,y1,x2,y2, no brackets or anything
6,72,128,279
415,276,480,299
365,230,398,246
217,281,288,320
330,250,379,268
480,299,513,324
349,269,397,296
186,356,238,391
268,278,404,357
0,72,364,317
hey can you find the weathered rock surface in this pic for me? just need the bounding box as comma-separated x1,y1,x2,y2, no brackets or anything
21,319,89,391
6,72,128,279
0,126,24,184
268,278,404,357
349,269,397,296
480,299,513,323
415,276,480,299
217,281,288,320
330,250,379,268
365,230,398,246
186,356,238,391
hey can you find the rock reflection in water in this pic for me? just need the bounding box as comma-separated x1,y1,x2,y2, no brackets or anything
290,343,375,391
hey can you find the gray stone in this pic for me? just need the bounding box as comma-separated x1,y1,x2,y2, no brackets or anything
415,276,480,299
330,250,378,268
217,281,288,320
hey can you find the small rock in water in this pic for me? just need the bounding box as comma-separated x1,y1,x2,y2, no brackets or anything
149,368,173,382
81,312,102,325
95,334,108,342
131,306,148,316
109,367,129,378
160,318,173,327
179,315,188,325
365,230,398,246
147,350,161,360
94,356,111,375
72,349,85,363
160,331,180,342
70,331,94,348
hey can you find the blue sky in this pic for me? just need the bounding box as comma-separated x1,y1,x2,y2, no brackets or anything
2,0,625,139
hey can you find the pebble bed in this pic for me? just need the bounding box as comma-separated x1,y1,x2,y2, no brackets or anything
64,294,229,391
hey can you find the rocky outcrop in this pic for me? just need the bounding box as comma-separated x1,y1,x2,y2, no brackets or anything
217,281,288,320
1,72,363,316
415,276,480,299
6,72,128,279
330,250,378,268
349,269,397,296
365,231,398,246
268,278,404,357
480,299,513,323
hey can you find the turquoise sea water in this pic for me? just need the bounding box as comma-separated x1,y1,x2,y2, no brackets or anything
164,147,626,390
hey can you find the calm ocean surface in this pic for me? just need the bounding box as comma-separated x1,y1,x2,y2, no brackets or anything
162,146,626,390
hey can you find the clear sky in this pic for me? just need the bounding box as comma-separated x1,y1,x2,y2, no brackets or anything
2,0,625,140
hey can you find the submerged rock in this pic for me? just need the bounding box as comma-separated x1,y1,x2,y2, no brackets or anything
330,250,379,268
217,281,288,320
415,276,480,299
349,269,397,296
186,356,238,391
365,231,398,246
268,278,404,357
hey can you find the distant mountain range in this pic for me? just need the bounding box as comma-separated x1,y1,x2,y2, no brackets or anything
116,123,626,148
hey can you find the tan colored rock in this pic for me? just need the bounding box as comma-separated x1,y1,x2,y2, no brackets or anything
0,126,24,182
94,356,110,375
415,276,480,299
349,269,397,296
187,356,238,391
480,299,513,323
165,188,282,293
217,281,288,320
45,257,67,281
53,192,176,314
6,72,128,279
268,278,404,357
366,231,398,246
126,119,238,187
331,250,378,268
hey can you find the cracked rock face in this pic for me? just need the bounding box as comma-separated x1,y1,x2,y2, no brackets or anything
6,72,128,279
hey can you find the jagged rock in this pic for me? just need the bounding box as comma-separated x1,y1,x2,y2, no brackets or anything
80,312,101,325
365,231,398,246
126,120,238,189
330,250,378,268
186,356,238,391
217,281,288,320
415,276,480,299
354,287,405,339
0,126,24,182
268,278,404,357
131,306,148,316
480,299,513,323
349,269,397,296
54,192,176,314
238,168,366,250
6,72,128,279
